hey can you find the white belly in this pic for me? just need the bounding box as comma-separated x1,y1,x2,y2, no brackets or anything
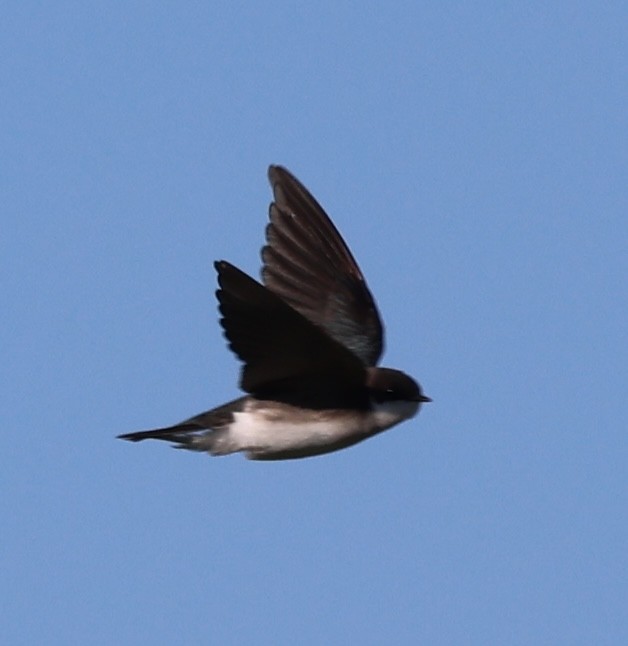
218,398,419,458
229,408,367,454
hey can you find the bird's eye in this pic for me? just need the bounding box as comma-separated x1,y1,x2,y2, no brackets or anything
375,387,397,402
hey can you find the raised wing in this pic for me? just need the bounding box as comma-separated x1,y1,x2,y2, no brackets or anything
215,260,367,407
262,165,384,366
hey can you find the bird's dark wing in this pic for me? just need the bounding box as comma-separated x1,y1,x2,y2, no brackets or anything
215,260,366,407
262,165,384,366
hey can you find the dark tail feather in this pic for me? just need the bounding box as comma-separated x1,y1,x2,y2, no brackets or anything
117,422,202,444
119,399,244,454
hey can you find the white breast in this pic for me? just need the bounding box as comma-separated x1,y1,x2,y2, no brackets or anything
229,408,363,453
223,398,420,457
370,400,420,431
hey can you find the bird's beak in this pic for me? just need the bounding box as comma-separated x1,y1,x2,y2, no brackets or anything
419,394,432,403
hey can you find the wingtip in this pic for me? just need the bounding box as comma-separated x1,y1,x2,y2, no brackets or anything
214,260,233,275
268,164,294,186
267,164,280,187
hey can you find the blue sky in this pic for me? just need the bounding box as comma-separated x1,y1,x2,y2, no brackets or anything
3,2,627,644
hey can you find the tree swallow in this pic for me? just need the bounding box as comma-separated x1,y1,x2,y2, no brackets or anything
118,165,431,460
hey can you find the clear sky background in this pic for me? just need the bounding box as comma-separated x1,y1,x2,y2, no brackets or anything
2,3,626,644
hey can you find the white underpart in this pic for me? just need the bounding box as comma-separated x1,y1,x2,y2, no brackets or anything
371,399,420,431
214,398,420,457
228,410,358,453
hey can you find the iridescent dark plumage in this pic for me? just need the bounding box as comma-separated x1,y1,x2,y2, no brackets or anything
119,166,430,460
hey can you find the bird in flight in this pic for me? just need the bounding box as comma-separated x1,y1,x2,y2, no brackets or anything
118,165,430,460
